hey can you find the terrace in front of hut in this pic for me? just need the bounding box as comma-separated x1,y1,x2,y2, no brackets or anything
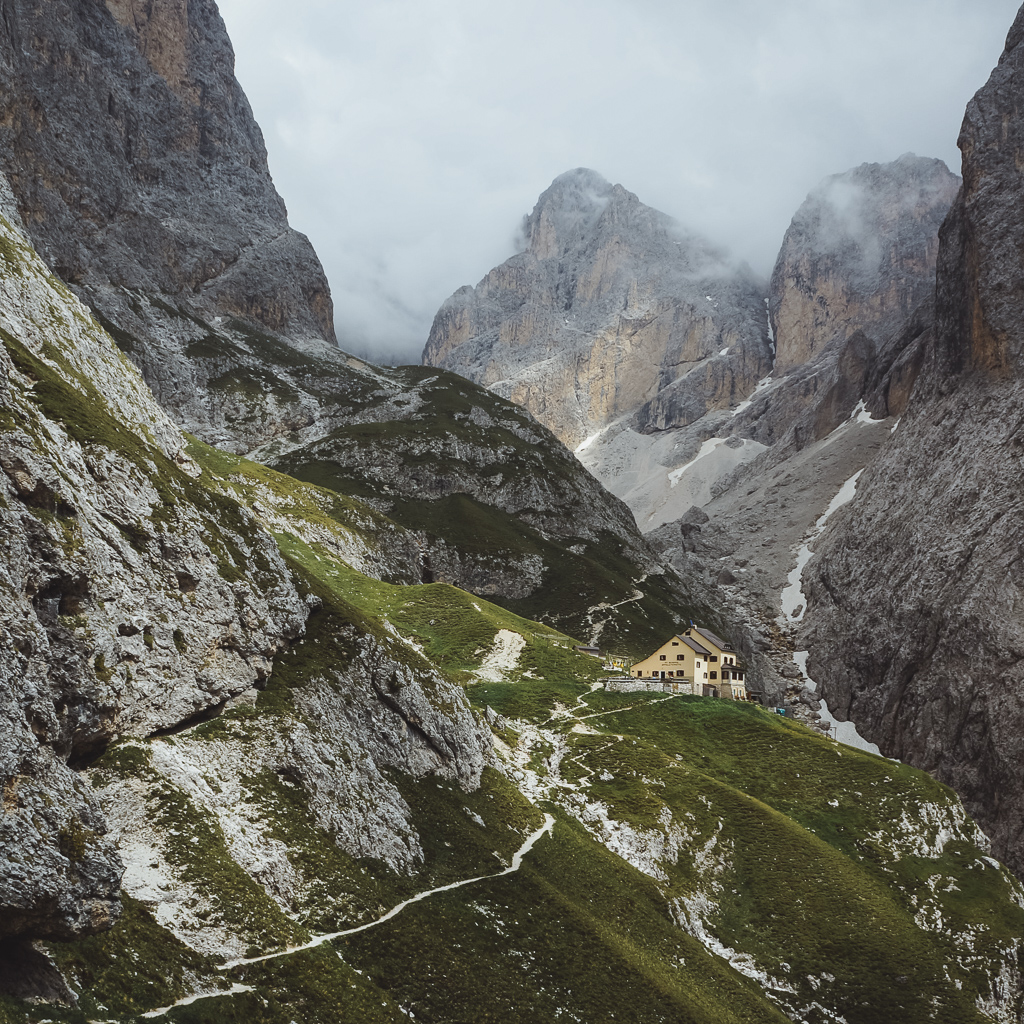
606,625,748,699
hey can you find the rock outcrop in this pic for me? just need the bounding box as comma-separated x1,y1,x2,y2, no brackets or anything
802,7,1024,875
0,0,334,346
423,168,772,449
0,0,347,452
0,201,487,945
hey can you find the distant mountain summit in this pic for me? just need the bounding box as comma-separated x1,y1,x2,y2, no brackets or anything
771,153,960,374
423,169,772,449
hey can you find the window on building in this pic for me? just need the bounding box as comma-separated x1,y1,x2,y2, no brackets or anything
710,671,718,679
676,654,684,660
710,655,718,662
659,655,666,661
671,641,679,646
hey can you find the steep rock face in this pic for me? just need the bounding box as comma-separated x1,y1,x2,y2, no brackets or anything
423,169,772,449
0,205,489,944
0,0,349,451
770,155,958,375
803,7,1024,875
725,155,959,464
0,0,333,346
0,203,301,941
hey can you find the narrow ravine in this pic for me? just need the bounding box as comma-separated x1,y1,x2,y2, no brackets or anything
778,470,881,755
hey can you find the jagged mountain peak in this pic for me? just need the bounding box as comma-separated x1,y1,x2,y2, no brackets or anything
523,167,726,272
785,154,959,265
424,172,770,448
770,153,959,373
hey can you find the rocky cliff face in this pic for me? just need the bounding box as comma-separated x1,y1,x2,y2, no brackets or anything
770,155,959,375
0,0,346,451
423,168,772,449
0,0,334,346
802,6,1024,877
0,196,491,950
726,154,960,462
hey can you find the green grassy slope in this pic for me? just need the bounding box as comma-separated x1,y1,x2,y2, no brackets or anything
269,365,723,660
1,226,1021,1023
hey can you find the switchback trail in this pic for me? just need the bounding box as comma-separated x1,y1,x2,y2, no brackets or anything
130,815,556,1020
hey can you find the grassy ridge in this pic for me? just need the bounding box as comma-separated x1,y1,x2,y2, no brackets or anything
475,682,1024,1024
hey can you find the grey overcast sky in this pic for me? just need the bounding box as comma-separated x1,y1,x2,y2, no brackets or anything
217,0,1020,363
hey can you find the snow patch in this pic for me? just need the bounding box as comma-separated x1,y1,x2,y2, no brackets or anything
732,374,775,418
575,424,612,455
779,470,887,756
794,652,881,755
668,437,728,487
849,399,881,425
781,470,863,622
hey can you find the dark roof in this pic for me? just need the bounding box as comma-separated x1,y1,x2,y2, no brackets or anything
676,634,711,656
690,625,732,651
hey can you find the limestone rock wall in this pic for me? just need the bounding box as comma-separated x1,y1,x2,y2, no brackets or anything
0,0,354,454
0,206,489,944
0,0,334,348
802,6,1024,876
423,169,772,449
770,155,959,375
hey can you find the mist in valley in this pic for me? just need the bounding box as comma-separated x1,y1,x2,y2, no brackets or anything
218,0,1018,364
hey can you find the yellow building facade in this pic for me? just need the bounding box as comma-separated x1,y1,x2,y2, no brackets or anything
628,626,747,699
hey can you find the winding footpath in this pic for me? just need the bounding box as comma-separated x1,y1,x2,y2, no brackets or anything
133,815,555,1020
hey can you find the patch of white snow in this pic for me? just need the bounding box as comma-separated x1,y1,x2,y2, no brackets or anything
781,471,863,622
849,399,882,425
732,374,775,418
794,652,881,755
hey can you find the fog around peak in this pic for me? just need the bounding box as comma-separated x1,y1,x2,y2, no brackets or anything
217,0,1019,365
782,155,962,287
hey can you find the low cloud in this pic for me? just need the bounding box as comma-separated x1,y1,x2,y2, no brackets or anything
218,0,1017,364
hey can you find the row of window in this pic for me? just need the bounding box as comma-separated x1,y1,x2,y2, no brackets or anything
634,670,745,688
662,652,736,664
